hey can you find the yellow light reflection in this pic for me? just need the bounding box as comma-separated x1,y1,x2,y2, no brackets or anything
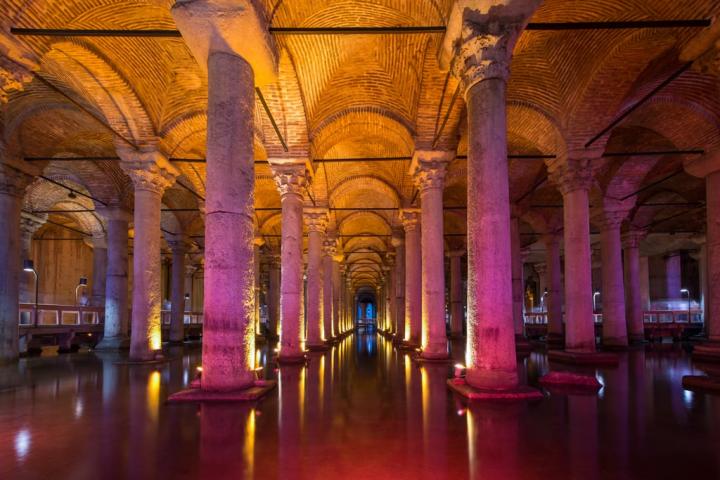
467,407,476,474
420,366,430,442
319,355,325,414
149,327,162,351
300,366,306,433
147,370,161,422
243,409,256,479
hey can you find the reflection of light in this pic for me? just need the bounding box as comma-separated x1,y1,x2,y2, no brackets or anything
255,349,262,370
243,409,256,478
454,364,465,378
150,326,162,351
420,367,430,442
74,398,84,419
147,371,161,421
15,429,31,461
319,355,325,413
467,408,476,473
457,408,466,416
196,366,203,373
683,389,694,408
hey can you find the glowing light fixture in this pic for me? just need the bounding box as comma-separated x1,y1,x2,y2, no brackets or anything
454,363,466,378
23,260,39,325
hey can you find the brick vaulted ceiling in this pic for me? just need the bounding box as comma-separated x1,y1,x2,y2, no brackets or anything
1,0,720,289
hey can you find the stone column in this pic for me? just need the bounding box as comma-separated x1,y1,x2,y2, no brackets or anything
705,169,720,341
664,252,682,300
510,216,525,339
623,230,646,343
253,236,265,337
383,261,394,330
184,264,196,312
534,264,547,300
548,160,596,354
640,256,650,309
401,209,422,345
19,213,46,303
304,209,327,348
267,255,281,339
120,148,178,361
322,237,336,340
598,209,629,347
168,236,188,344
542,234,564,340
332,254,343,337
271,164,308,362
95,207,131,350
411,151,451,360
90,235,108,307
0,164,32,363
448,250,464,338
392,232,405,341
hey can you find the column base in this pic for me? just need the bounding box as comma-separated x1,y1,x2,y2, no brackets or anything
601,337,629,350
414,351,451,363
94,336,130,351
546,333,565,348
306,343,330,352
692,343,720,362
398,341,420,351
168,380,277,403
447,378,543,401
276,353,308,365
548,350,619,367
682,375,720,394
539,371,603,394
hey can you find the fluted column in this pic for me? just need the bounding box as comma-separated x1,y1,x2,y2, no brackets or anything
272,164,308,362
0,164,33,363
401,209,422,345
168,236,188,344
120,148,178,361
548,160,595,353
448,250,464,338
391,232,405,341
322,237,336,340
95,207,131,350
623,230,646,343
542,234,564,340
412,152,451,359
304,209,327,348
598,208,629,347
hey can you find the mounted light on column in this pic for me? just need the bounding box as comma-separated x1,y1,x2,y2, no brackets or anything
23,260,39,325
76,276,88,306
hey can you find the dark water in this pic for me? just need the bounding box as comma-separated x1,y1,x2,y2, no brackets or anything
1,332,719,479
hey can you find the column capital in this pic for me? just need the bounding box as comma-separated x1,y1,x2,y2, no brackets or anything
399,208,421,231
118,146,179,195
621,229,646,249
0,56,34,103
385,251,396,266
304,207,329,233
441,0,542,96
410,150,453,192
184,264,198,277
679,21,720,76
90,233,107,250
547,159,593,195
20,212,47,236
270,162,308,199
541,232,561,248
322,238,337,256
96,206,132,223
171,0,278,86
0,163,33,197
391,232,405,248
595,210,628,231
167,234,191,254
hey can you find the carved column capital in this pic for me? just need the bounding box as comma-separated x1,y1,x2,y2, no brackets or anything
118,146,178,195
622,230,647,249
304,208,329,233
270,163,308,199
534,263,547,276
0,57,34,103
400,208,421,231
167,235,191,254
410,150,453,192
547,159,593,196
322,238,337,257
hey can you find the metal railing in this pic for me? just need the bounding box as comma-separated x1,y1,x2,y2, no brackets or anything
161,310,204,325
19,303,103,327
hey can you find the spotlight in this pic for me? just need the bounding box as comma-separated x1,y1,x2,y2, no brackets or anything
454,363,466,378
67,191,77,199
23,259,35,272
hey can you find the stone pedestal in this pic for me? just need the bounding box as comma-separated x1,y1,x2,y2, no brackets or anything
304,209,328,349
412,152,451,360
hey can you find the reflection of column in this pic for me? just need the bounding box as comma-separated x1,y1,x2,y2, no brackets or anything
466,402,522,480
448,250,464,337
664,252,682,300
272,164,308,362
90,235,108,307
401,209,421,344
548,159,595,353
412,151,451,359
623,230,645,342
120,147,178,361
510,217,524,337
543,234,564,339
392,232,405,340
96,208,131,350
168,236,188,344
19,212,46,303
322,237,336,340
199,404,256,478
598,209,628,347
278,365,304,479
420,364,448,474
305,209,327,348
0,165,32,363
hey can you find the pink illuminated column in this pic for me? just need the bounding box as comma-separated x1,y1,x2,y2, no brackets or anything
623,230,646,343
705,170,720,341
384,254,396,333
411,151,451,359
542,234,564,340
332,254,343,336
392,233,406,339
96,208,131,350
0,165,32,363
268,255,281,338
322,238,336,340
304,209,327,348
665,252,682,299
168,236,188,344
448,250,464,337
120,148,178,362
510,216,525,339
548,160,595,353
401,209,422,345
271,164,308,362
253,236,265,337
598,209,629,347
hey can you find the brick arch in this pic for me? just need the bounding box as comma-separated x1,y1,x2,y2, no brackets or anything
329,175,401,213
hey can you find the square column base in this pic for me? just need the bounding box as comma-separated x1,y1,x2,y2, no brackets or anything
682,375,720,394
447,378,543,401
168,380,277,403
276,353,308,365
548,350,619,367
539,371,602,394
306,343,330,352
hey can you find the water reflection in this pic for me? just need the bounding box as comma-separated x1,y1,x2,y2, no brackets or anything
199,404,256,479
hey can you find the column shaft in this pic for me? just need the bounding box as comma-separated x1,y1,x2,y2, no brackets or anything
97,214,129,349
449,252,464,337
91,242,108,306
420,184,447,358
665,253,682,300
0,191,23,363
169,246,186,343
707,170,720,340
623,241,644,341
403,214,422,344
306,228,324,346
322,248,334,339
544,235,564,338
268,259,280,338
393,240,406,339
510,217,524,337
600,224,628,346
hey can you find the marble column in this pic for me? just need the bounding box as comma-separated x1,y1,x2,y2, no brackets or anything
95,208,131,350
542,234,564,340
448,250,464,338
665,252,682,300
392,232,405,341
323,237,336,340
305,209,327,348
268,254,281,339
549,160,595,353
598,210,629,347
412,152,450,359
90,235,108,307
19,213,46,304
332,254,343,337
510,216,525,339
168,236,188,344
401,209,422,345
0,165,32,363
120,149,178,361
271,164,308,362
253,236,265,337
623,230,645,343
